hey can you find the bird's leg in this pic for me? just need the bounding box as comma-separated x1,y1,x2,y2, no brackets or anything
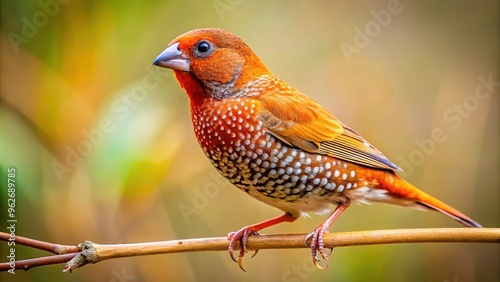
228,212,297,271
305,199,351,269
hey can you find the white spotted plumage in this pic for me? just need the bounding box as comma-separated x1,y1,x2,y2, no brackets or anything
190,95,381,217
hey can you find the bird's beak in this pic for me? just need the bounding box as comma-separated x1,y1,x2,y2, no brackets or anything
153,42,190,72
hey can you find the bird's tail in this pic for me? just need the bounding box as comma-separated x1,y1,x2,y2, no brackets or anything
371,171,483,228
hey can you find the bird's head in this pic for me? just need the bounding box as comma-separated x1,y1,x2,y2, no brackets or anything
153,28,271,104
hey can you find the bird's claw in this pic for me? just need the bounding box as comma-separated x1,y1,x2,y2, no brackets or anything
228,228,259,271
250,249,259,258
313,255,328,270
306,224,334,270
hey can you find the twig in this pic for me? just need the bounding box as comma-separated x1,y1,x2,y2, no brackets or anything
0,232,79,255
0,228,498,273
6,254,79,271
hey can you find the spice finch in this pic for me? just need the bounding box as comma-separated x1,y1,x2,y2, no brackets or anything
153,28,482,270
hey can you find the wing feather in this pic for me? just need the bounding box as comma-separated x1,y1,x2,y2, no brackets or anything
257,85,401,171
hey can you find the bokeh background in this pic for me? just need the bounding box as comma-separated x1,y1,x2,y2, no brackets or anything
1,0,499,281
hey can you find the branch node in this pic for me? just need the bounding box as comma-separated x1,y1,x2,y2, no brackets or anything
63,241,99,273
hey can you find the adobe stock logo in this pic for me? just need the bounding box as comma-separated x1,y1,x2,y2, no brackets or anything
51,66,170,182
178,170,232,224
213,0,242,20
281,256,318,282
398,74,499,177
340,0,408,63
7,0,70,53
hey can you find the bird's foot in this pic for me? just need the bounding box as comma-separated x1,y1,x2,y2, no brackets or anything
226,213,297,271
305,223,333,270
228,227,259,271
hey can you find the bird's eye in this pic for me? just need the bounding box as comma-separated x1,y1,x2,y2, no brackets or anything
194,41,214,58
197,42,210,53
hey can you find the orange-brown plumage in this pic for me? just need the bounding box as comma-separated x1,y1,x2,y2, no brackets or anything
153,28,482,270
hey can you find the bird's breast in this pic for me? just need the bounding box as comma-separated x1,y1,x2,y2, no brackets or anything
191,97,264,152
189,97,390,215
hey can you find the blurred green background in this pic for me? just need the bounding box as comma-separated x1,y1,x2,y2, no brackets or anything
1,0,498,281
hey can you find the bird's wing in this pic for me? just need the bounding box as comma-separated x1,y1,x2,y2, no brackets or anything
258,89,402,171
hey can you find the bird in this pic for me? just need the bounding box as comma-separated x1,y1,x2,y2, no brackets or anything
152,28,482,270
